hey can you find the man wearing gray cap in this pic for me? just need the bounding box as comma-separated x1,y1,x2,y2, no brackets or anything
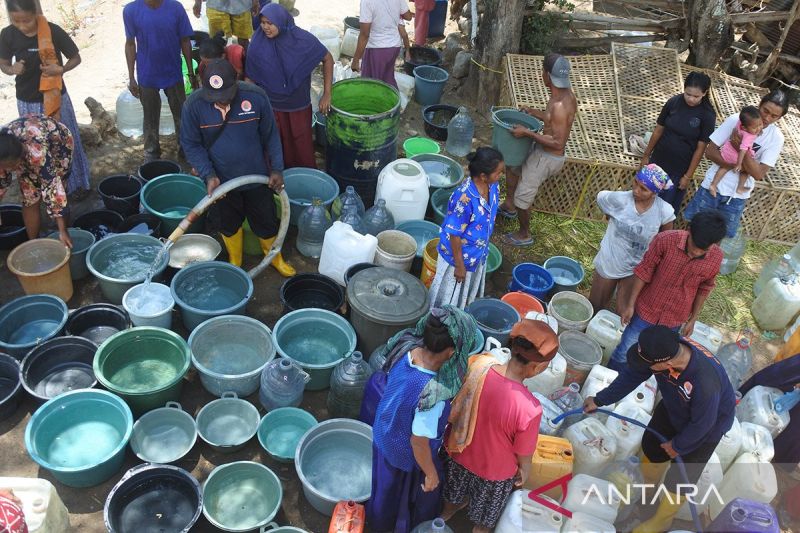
499,53,577,246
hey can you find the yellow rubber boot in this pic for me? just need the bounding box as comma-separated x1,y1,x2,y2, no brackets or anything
260,236,296,277
640,454,669,485
221,228,244,267
633,491,682,533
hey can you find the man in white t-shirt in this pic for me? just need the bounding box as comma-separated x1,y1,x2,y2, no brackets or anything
351,0,412,88
684,89,789,237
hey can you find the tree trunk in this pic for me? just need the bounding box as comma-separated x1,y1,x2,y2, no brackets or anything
464,0,527,106
752,0,800,84
687,0,734,68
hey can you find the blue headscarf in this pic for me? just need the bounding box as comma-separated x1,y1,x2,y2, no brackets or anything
245,3,328,96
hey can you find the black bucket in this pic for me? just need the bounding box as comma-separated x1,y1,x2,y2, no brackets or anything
21,336,98,403
98,175,143,217
72,209,124,240
65,304,130,345
280,273,345,314
137,159,182,182
344,262,377,286
403,45,443,75
104,464,202,533
0,353,22,422
0,204,28,250
118,213,162,238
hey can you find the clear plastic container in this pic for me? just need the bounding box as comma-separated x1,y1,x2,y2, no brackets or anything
714,416,742,472
327,351,373,419
585,309,624,365
368,345,387,374
495,490,563,533
158,91,175,136
752,275,800,331
259,358,310,411
296,197,333,258
339,204,363,233
676,452,723,521
410,518,453,533
580,365,618,400
738,421,774,462
754,253,794,297
332,185,365,220
690,320,723,354
563,473,620,524
446,106,474,157
718,336,753,389
709,452,777,520
318,221,379,285
532,392,564,436
523,352,566,396
562,418,617,476
360,199,395,236
737,385,790,438
115,88,144,138
548,382,584,428
606,400,651,460
719,228,747,275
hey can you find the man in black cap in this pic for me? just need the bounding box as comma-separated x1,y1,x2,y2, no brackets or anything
584,325,735,533
180,58,295,276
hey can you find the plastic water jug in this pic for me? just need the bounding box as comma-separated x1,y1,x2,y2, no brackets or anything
675,452,723,521
719,228,746,275
585,310,624,364
158,91,175,135
606,400,651,460
340,27,360,57
0,477,69,533
495,491,563,533
410,518,452,533
297,197,333,258
446,106,474,157
737,421,774,462
707,498,780,533
525,435,573,499
713,416,742,472
775,387,800,412
548,383,583,428
581,365,618,400
709,452,777,520
561,512,615,533
532,392,564,436
327,351,373,419
563,473,620,524
752,275,800,330
375,159,430,224
737,385,790,438
115,89,144,138
563,417,617,476
329,500,365,533
690,321,723,354
621,375,657,414
339,205,363,233
754,253,795,297
394,72,416,112
310,26,341,62
319,221,379,285
484,337,511,364
717,335,753,389
259,358,310,410
360,199,395,236
524,311,559,333
600,456,643,521
332,185,365,220
524,353,566,396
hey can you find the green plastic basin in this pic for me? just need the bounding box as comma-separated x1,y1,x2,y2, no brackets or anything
430,186,454,224
203,462,282,532
487,243,502,274
257,407,318,462
140,174,206,235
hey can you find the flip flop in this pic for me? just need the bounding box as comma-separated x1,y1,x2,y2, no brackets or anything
501,232,534,247
497,206,518,219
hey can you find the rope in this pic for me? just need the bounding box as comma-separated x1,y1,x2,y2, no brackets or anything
470,57,505,74
570,161,601,219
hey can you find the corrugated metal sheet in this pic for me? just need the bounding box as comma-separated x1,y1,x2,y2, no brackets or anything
755,0,800,56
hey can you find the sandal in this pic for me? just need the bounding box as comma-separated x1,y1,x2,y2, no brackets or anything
497,206,518,219
501,232,534,247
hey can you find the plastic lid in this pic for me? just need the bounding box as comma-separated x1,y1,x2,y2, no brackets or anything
347,267,429,325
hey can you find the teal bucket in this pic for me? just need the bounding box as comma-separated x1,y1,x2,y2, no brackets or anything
25,389,133,487
283,168,339,226
203,462,283,532
85,233,169,304
491,108,543,167
0,294,68,359
413,65,449,106
171,261,254,331
257,407,318,462
544,255,585,294
430,186,454,224
47,228,95,280
140,174,206,235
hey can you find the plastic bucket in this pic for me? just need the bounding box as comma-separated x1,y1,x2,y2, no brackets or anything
94,327,191,416
430,187,453,224
411,153,463,189
343,16,359,32
98,175,143,217
196,392,260,453
257,407,318,462
421,104,458,142
0,204,27,250
284,168,339,225
466,298,521,346
25,389,133,487
421,238,439,288
8,239,73,301
188,316,276,397
21,336,98,403
140,173,206,235
130,402,197,464
45,228,93,281
374,230,417,272
171,261,254,331
403,136,441,157
487,243,502,274
85,233,169,304
202,462,282,532
501,292,545,317
280,274,345,314
105,463,202,533
0,294,67,359
0,353,22,422
122,283,175,329
558,330,602,386
491,108,543,167
344,262,377,286
403,45,443,75
117,213,162,238
137,159,181,182
510,262,554,300
413,65,449,106
548,292,593,332
65,303,130,345
544,255,585,293
72,209,124,240
397,220,440,258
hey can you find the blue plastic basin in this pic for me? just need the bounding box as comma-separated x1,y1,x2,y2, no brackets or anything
510,262,554,300
284,168,339,226
171,261,254,331
257,407,318,462
466,298,520,346
140,173,206,235
396,220,441,258
0,294,68,359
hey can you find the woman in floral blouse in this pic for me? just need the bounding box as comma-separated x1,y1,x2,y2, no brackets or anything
429,147,504,309
0,115,73,248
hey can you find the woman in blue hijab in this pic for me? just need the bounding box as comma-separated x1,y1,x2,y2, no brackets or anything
246,3,333,168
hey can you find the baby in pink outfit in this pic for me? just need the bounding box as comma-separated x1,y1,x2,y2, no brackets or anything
710,105,763,196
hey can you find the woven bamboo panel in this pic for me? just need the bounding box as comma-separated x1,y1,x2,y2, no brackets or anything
780,109,800,153
769,146,800,191
612,43,683,100
740,185,786,240
506,55,549,108
761,190,800,243
620,96,664,140
575,164,633,220
714,73,768,119
568,55,617,110
531,161,586,216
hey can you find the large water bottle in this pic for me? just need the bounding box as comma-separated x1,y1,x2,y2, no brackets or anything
548,382,583,430
368,344,387,373
446,106,474,157
296,197,332,258
719,228,747,275
411,518,453,533
327,351,373,419
259,358,310,410
339,204,363,233
754,253,795,296
717,334,753,389
332,185,365,220
158,91,175,136
115,88,144,138
360,198,395,236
